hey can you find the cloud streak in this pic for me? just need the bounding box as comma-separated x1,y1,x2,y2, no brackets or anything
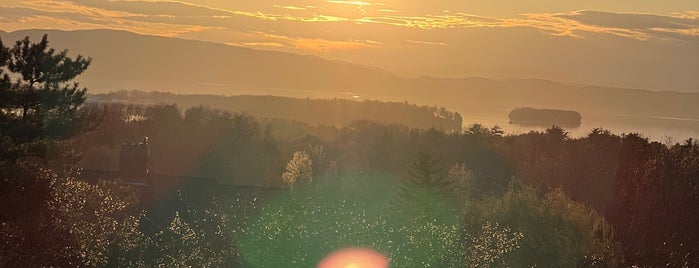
250,31,379,51
517,11,699,41
0,0,697,51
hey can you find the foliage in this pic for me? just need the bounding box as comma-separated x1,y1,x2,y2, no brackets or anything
50,178,142,267
504,128,699,266
0,34,91,142
463,180,622,267
79,104,283,185
103,189,245,267
466,221,524,268
91,91,463,132
394,152,460,223
447,162,470,199
281,150,313,188
239,179,464,268
18,101,695,267
0,159,141,267
0,35,119,267
0,159,80,267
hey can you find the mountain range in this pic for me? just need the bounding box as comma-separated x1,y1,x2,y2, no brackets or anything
1,29,698,122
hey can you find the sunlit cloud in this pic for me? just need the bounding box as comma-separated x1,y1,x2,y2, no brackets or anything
512,10,699,41
254,32,379,51
274,5,307,11
24,0,141,18
1,0,698,50
326,1,372,6
227,42,286,48
0,0,696,93
69,0,239,17
406,40,448,46
0,1,214,37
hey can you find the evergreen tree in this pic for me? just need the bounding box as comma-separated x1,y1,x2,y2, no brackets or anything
447,162,470,199
0,35,116,267
396,151,455,220
0,34,91,142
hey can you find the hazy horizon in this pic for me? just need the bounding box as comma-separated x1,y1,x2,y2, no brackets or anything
1,26,697,142
0,0,697,91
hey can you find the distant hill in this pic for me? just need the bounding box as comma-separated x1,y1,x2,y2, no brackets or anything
89,91,463,132
0,29,397,96
3,29,699,122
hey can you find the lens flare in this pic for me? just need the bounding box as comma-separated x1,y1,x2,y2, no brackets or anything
318,248,389,268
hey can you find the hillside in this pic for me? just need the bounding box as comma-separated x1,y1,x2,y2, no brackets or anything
2,29,699,121
89,91,463,132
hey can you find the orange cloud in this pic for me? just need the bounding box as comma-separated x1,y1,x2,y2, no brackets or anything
25,0,140,18
2,1,698,45
1,0,217,37
510,11,699,41
406,40,448,46
227,42,286,48
326,1,373,6
274,5,307,11
255,32,379,51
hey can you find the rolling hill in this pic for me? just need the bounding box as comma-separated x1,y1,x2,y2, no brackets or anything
2,29,699,123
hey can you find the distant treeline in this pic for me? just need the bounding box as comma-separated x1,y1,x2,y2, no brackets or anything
89,91,463,132
508,107,582,128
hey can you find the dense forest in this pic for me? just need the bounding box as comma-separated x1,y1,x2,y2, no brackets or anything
89,91,463,132
1,35,698,267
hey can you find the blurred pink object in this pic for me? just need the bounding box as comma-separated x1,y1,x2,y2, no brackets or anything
317,248,389,268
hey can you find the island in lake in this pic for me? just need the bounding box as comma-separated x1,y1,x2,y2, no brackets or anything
508,107,582,128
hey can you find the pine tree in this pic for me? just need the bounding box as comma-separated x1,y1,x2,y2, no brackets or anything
0,34,91,142
396,151,455,219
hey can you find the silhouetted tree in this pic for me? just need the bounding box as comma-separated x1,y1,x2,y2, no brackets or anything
545,125,569,141
0,34,91,142
464,123,491,137
0,35,144,267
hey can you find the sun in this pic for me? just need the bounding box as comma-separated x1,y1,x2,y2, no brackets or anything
345,263,361,268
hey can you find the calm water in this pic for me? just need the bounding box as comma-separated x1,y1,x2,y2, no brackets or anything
185,86,699,143
459,109,699,143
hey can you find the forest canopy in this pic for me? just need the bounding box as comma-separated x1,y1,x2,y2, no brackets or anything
89,91,463,132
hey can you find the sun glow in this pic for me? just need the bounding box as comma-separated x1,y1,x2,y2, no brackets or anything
318,248,389,268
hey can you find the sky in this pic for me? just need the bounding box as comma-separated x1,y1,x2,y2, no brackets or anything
0,0,697,91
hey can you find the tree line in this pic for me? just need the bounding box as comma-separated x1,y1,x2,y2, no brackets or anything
90,91,463,132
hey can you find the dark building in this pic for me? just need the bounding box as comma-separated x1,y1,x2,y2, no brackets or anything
118,137,150,183
77,137,277,230
79,137,276,191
